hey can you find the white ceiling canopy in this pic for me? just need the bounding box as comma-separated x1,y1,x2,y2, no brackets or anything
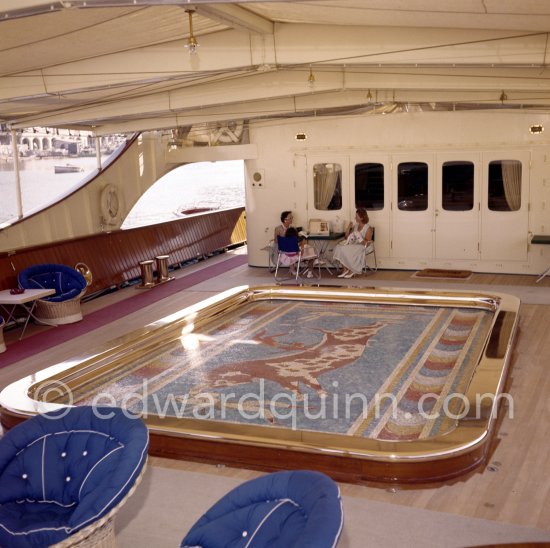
2,0,550,133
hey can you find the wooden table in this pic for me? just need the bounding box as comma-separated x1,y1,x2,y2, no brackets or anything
0,288,56,340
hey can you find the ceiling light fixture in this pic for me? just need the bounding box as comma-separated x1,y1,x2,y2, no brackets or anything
185,9,199,55
307,66,315,88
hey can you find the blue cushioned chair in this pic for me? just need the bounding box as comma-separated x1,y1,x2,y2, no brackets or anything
18,263,88,325
0,406,148,547
274,235,302,282
181,470,344,548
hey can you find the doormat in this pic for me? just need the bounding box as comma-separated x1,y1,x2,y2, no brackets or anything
413,268,472,280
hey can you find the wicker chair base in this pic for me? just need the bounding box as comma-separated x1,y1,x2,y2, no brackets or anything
52,462,147,548
34,291,85,325
53,518,117,548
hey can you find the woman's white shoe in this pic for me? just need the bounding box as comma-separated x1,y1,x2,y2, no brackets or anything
337,271,348,278
343,272,355,278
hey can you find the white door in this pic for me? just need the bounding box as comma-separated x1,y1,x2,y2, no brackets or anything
391,155,434,259
349,154,391,257
480,152,530,261
434,154,480,260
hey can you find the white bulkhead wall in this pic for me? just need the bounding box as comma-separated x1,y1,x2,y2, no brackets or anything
245,110,550,275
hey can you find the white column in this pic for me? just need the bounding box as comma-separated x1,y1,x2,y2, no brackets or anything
95,133,101,170
10,128,23,219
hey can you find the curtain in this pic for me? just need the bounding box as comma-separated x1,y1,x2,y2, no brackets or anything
314,164,340,210
501,160,521,211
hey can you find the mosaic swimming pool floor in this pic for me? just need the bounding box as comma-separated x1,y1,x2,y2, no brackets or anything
73,300,493,441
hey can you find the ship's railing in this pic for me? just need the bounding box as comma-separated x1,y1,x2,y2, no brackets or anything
0,207,246,297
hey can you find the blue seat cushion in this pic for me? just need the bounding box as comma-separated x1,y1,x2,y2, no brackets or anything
0,407,148,548
277,236,301,253
0,501,74,544
18,263,87,302
181,470,343,548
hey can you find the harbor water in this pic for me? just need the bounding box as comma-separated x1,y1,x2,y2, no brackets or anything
0,158,245,227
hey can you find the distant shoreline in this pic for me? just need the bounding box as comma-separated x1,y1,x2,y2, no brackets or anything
2,159,245,229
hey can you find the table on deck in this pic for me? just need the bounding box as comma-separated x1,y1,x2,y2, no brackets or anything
306,232,345,273
0,288,56,340
531,235,550,282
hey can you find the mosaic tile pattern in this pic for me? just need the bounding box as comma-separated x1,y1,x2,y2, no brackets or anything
73,300,493,440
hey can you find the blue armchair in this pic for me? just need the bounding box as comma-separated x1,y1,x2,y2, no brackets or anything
181,470,344,548
18,263,88,325
0,406,148,547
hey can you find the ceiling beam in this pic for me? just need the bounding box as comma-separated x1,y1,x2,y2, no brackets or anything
11,65,550,130
93,88,550,135
4,21,550,130
2,24,548,105
197,4,274,34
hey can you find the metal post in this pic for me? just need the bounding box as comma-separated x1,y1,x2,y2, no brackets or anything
10,128,23,219
155,255,173,283
138,260,155,288
95,132,102,171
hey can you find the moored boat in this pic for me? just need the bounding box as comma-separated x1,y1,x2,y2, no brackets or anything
54,163,84,174
179,207,216,215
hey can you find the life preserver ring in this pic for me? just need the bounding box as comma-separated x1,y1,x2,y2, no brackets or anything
100,184,120,223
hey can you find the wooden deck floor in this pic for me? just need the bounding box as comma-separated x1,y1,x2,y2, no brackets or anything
1,251,549,535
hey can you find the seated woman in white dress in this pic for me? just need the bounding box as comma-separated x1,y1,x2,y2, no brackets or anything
333,208,373,279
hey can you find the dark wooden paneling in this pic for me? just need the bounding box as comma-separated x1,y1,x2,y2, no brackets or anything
0,208,246,296
0,408,486,485
146,431,486,485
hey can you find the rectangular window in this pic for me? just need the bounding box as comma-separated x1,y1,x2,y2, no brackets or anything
398,162,428,211
442,161,474,211
313,163,342,210
355,163,384,210
488,160,521,211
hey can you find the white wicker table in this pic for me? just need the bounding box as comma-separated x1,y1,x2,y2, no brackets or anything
0,288,56,340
